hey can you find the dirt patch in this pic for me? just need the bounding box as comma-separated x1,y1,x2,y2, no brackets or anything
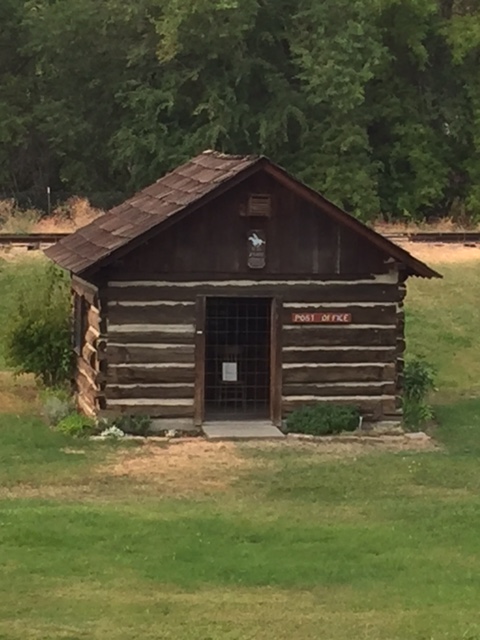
397,241,480,264
105,439,253,494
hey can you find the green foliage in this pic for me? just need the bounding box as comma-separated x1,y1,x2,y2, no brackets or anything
113,414,151,436
286,403,360,436
4,262,72,387
56,412,96,437
403,357,437,430
2,1,480,220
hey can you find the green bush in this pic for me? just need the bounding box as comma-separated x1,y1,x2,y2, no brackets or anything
5,262,72,387
56,412,95,438
403,357,437,431
113,414,151,436
286,404,361,436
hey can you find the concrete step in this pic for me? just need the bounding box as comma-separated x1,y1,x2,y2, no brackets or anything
202,421,285,441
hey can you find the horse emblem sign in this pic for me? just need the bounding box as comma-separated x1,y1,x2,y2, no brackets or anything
247,230,266,269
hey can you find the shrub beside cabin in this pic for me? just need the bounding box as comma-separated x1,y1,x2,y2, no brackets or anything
45,151,440,433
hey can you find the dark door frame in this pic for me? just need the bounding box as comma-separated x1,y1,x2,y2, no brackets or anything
194,295,282,425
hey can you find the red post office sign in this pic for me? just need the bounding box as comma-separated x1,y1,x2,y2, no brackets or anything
291,312,352,324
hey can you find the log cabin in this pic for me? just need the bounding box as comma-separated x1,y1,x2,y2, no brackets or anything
45,151,440,434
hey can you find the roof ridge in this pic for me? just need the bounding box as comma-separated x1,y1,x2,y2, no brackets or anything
201,149,260,160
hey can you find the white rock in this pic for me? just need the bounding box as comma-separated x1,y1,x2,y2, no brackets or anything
404,431,430,440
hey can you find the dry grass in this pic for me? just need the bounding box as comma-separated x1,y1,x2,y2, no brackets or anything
34,197,102,233
398,241,480,264
0,371,39,414
0,197,102,236
374,217,480,233
106,439,256,494
0,200,41,234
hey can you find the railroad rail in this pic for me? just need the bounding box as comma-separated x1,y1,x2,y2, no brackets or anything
384,231,480,244
0,233,69,249
0,231,480,249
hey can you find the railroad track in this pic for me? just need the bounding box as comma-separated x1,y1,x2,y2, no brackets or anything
0,231,479,249
384,231,480,244
0,233,69,248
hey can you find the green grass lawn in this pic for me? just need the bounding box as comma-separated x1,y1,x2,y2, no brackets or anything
406,261,480,399
1,255,480,638
1,405,480,639
0,256,47,370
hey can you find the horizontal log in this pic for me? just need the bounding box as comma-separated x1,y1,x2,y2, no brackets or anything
106,383,195,400
282,305,397,325
104,402,194,418
149,418,198,434
283,382,396,396
106,344,194,365
107,364,195,384
283,363,396,384
107,303,195,325
283,326,397,347
107,325,195,345
282,346,396,364
282,396,397,418
107,282,401,304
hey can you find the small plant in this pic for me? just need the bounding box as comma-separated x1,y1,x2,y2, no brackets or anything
5,262,72,387
403,357,437,431
286,403,361,436
99,425,125,439
56,412,95,438
40,388,73,425
113,414,151,436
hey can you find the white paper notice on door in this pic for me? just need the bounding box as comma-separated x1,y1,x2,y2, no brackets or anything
222,362,238,382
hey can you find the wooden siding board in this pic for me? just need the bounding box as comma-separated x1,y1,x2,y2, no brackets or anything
283,364,396,384
106,384,194,400
283,382,396,396
106,344,194,364
107,365,195,384
107,328,195,345
283,327,397,347
107,304,195,325
106,282,401,303
282,347,396,364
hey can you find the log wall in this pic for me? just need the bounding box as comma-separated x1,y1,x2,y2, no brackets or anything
97,269,403,429
280,273,402,421
72,276,106,417
103,289,196,429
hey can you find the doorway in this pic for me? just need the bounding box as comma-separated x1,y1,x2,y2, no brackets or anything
204,297,271,420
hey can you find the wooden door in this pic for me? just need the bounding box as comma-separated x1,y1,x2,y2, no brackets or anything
270,297,282,426
194,296,206,426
